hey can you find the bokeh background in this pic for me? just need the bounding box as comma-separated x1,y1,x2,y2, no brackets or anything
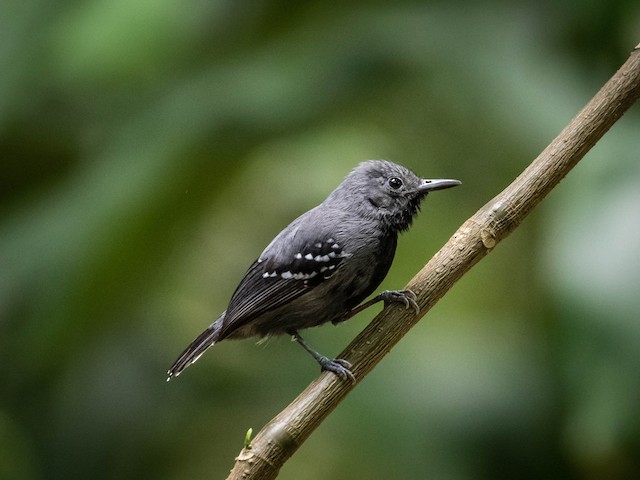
1,1,639,479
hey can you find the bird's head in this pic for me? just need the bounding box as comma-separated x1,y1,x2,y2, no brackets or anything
325,160,461,232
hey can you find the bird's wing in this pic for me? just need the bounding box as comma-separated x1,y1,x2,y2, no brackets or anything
218,216,346,339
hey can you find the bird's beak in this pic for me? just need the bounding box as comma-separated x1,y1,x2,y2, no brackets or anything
417,178,462,193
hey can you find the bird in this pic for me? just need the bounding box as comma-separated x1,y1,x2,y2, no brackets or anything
167,160,460,383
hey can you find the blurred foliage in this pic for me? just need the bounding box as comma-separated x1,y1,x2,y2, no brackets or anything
1,1,639,479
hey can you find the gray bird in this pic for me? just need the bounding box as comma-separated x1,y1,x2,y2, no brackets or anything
168,160,460,382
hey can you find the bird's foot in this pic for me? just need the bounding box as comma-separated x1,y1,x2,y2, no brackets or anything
379,289,420,315
318,356,356,384
289,329,356,384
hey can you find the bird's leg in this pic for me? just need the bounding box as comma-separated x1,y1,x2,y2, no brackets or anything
334,289,420,325
288,330,356,384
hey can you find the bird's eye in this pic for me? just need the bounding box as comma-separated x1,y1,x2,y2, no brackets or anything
388,177,403,189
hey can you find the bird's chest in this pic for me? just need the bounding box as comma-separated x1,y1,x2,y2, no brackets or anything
331,231,397,307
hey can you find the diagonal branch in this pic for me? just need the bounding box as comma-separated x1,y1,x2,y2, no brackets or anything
227,43,640,480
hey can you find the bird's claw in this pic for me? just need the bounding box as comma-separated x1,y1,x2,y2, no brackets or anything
319,357,356,384
380,289,420,315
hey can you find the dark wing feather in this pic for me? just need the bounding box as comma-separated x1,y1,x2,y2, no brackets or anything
218,222,346,339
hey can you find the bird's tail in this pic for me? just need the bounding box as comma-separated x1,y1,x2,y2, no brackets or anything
167,314,224,381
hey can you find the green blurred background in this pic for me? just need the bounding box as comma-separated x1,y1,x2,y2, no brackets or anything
1,1,639,479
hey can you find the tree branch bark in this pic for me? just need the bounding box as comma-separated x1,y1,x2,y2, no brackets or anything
227,43,640,480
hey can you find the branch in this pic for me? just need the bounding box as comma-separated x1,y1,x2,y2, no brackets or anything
227,43,640,480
